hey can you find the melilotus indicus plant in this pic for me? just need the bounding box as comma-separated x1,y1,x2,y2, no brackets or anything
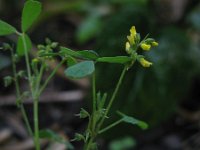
0,0,158,150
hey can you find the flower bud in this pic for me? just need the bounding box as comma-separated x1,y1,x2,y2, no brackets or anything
139,58,152,67
125,42,131,54
141,43,151,51
152,41,158,46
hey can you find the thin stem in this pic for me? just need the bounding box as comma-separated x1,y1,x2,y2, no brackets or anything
83,66,127,150
98,66,127,129
20,105,33,136
11,49,33,136
35,63,45,94
92,72,96,112
83,138,94,150
11,49,20,98
21,32,40,149
22,33,32,87
33,96,40,150
98,119,123,134
38,59,65,95
91,72,97,134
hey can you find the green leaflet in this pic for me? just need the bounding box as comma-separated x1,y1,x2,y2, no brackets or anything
97,56,132,64
65,61,95,79
117,111,148,130
60,47,99,60
21,0,42,32
17,34,32,56
0,20,16,36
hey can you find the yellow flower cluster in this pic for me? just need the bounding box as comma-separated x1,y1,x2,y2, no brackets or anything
125,26,158,68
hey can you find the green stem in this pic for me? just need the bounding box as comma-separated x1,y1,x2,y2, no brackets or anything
38,59,65,95
83,66,127,150
33,96,40,150
20,105,33,136
35,63,45,93
84,72,97,150
91,72,97,133
98,119,123,134
21,33,40,149
21,33,32,88
92,72,96,112
11,48,33,137
98,66,127,129
83,137,94,150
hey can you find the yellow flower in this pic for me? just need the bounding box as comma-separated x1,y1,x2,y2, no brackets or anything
141,43,151,51
139,58,152,67
127,35,135,45
152,41,158,46
130,26,136,37
127,26,137,45
125,42,131,54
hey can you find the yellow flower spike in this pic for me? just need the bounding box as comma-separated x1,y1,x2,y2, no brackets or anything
127,26,137,45
152,41,159,46
139,58,152,67
141,43,151,51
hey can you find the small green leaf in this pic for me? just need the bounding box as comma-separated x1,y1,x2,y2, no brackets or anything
65,61,95,79
22,0,42,32
75,108,90,119
0,20,17,36
71,133,85,142
17,70,27,78
17,34,32,56
117,111,148,130
97,56,132,64
77,50,99,60
60,47,98,60
4,76,13,87
60,47,78,57
39,129,74,150
2,43,12,50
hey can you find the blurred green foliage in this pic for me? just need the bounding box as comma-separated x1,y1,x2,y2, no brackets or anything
0,54,10,70
109,136,136,150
